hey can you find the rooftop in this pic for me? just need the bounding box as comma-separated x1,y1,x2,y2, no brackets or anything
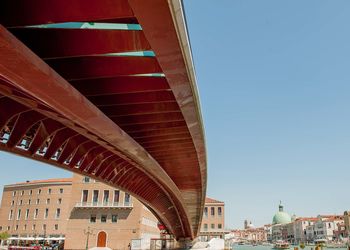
5,178,73,187
205,197,224,204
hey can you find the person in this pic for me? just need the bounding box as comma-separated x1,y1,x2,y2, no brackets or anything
128,243,131,250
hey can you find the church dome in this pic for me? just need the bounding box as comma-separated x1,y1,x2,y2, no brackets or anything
272,203,291,225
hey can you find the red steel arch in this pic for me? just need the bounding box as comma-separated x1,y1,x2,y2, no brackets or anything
0,0,206,240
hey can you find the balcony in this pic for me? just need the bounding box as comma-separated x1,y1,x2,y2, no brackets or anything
74,201,133,209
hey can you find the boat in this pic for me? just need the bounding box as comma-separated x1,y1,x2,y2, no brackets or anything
273,241,290,249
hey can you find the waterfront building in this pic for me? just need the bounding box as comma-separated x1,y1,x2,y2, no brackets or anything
333,222,347,241
264,224,273,243
0,178,72,242
293,217,317,244
231,227,267,242
198,197,226,241
313,215,343,242
344,211,350,239
0,175,160,250
271,203,292,242
306,224,315,243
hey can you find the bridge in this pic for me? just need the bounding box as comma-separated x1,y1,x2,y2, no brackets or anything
0,0,206,242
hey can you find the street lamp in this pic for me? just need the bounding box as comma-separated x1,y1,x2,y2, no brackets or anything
84,227,94,250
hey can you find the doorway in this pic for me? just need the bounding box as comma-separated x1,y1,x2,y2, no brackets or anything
97,231,107,247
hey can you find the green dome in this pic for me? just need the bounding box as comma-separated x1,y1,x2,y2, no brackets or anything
272,203,291,225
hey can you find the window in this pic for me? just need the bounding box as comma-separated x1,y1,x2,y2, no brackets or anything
25,209,29,220
21,191,24,196
44,208,49,219
101,215,107,223
56,208,61,219
112,214,118,223
24,224,27,230
36,199,40,205
211,207,215,216
12,191,16,197
83,176,90,183
103,190,109,204
0,226,2,231
124,193,131,205
218,223,222,229
46,199,50,205
19,200,23,205
204,207,208,218
15,225,18,231
328,223,331,228
58,198,62,204
54,224,58,230
28,199,31,205
211,223,215,229
32,224,36,230
11,200,14,206
48,188,52,194
59,188,63,194
82,190,88,203
34,209,38,219
8,210,13,220
43,224,46,231
90,215,96,223
17,209,21,220
218,207,222,217
29,190,32,195
93,190,99,204
7,226,10,231
38,189,41,195
114,190,120,204
204,224,208,231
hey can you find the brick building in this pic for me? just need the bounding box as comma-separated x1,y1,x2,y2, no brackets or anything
0,174,160,250
198,197,225,241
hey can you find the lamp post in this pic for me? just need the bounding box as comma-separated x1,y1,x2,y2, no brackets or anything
84,227,93,250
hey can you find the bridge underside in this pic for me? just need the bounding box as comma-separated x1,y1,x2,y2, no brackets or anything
0,0,206,240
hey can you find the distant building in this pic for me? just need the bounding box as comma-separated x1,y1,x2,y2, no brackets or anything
333,222,347,241
244,220,248,230
271,202,291,242
286,215,344,244
344,211,350,238
264,224,272,242
293,217,318,244
312,215,344,242
198,197,225,241
231,227,267,242
0,174,160,250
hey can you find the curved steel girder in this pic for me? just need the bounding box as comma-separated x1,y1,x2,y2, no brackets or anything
0,25,193,239
128,0,207,237
0,0,136,27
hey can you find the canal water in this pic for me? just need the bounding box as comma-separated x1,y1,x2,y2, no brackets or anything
232,245,348,250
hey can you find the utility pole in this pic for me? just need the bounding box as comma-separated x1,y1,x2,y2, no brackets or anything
84,227,93,250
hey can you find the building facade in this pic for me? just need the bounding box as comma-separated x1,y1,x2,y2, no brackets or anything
0,175,160,250
0,178,72,241
293,218,317,244
312,215,344,242
198,198,225,241
65,174,160,250
231,227,267,243
344,211,350,239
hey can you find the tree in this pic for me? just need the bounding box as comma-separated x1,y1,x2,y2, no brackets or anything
0,231,10,241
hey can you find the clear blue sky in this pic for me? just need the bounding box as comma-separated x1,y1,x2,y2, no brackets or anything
183,0,350,228
1,0,350,230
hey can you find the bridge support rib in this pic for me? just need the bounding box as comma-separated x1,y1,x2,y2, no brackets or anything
0,24,193,239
